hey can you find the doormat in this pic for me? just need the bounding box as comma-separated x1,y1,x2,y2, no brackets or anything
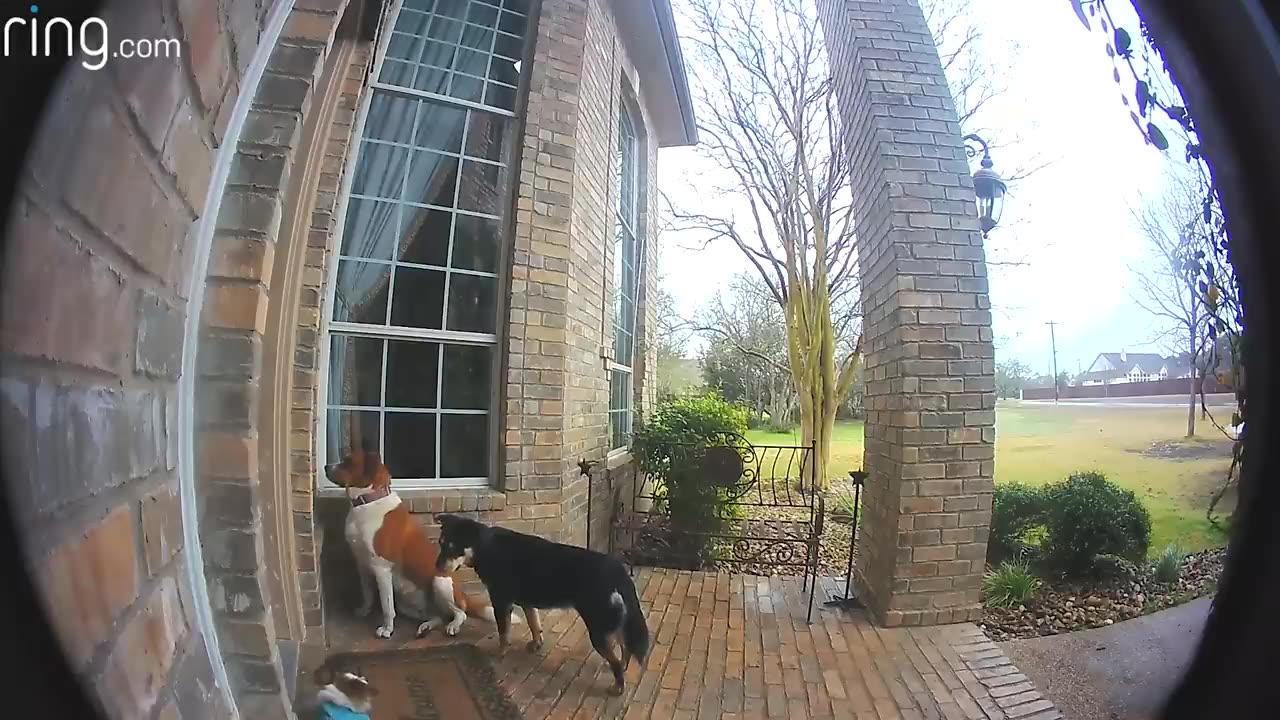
324,644,523,720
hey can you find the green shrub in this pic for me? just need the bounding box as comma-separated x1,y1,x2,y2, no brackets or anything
1093,554,1141,582
988,483,1048,563
632,393,750,553
1040,471,1152,577
982,560,1042,608
1154,544,1186,584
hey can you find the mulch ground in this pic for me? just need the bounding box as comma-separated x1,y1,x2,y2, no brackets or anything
979,548,1225,641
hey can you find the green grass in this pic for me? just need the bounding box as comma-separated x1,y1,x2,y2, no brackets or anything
747,401,1233,554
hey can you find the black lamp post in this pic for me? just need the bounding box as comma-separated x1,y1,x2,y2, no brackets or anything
963,133,1007,237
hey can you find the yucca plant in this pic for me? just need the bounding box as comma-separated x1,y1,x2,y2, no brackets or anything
982,561,1043,608
828,487,860,525
1153,544,1186,584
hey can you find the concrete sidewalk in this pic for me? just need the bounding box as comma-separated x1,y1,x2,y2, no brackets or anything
1000,597,1211,720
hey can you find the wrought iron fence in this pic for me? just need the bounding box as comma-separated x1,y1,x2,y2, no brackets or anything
610,431,824,623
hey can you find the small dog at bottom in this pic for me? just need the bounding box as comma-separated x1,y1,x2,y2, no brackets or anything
312,660,376,720
434,513,650,696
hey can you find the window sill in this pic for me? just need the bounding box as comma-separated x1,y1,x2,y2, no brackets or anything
605,449,634,470
317,481,497,499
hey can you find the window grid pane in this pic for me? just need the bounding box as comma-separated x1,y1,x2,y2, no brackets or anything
335,97,508,335
384,0,526,113
609,369,633,450
326,0,527,484
609,105,643,451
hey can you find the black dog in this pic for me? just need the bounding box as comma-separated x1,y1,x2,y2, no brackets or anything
434,514,649,696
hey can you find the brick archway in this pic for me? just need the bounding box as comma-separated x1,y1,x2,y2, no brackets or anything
186,0,365,713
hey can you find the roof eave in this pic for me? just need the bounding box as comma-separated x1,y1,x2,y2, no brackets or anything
651,0,698,147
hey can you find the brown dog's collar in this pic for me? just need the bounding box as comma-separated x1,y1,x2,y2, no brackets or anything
351,487,391,507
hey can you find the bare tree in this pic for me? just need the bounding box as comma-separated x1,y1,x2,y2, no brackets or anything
654,283,690,362
1129,170,1211,437
697,274,797,428
671,0,861,489
921,0,1051,185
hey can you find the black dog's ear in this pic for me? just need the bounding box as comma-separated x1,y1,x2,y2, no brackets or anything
436,513,459,528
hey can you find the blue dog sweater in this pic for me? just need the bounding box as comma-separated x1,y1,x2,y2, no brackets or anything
319,701,370,720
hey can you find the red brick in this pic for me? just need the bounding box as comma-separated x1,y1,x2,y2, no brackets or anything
198,431,258,478
283,10,339,44
212,78,240,148
1,203,132,373
95,576,187,719
912,545,957,562
104,1,185,150
36,507,139,669
209,236,276,281
141,482,184,575
63,107,186,281
178,0,231,112
204,283,269,332
161,100,214,212
226,0,262,78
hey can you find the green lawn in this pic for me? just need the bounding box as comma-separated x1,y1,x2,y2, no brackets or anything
747,401,1234,553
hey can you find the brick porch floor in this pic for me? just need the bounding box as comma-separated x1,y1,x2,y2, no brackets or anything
322,568,1063,720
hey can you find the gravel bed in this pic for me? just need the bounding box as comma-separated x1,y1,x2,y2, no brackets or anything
980,548,1225,641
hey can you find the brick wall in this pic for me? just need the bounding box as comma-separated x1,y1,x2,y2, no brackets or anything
817,0,997,627
314,0,666,604
286,29,372,645
198,1,361,713
2,0,363,717
497,0,662,547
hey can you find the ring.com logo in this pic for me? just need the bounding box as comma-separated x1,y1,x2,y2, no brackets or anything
4,5,181,71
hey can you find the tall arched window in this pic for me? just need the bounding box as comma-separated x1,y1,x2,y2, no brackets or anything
609,103,642,450
322,0,528,488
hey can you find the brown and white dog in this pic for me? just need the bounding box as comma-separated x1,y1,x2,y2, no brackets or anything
325,449,511,638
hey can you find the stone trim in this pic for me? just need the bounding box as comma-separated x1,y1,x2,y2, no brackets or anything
280,19,372,643
192,1,356,715
937,625,1066,720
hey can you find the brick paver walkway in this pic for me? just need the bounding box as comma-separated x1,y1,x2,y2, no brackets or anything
324,568,1063,720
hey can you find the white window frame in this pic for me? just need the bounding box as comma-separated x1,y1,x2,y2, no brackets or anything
317,0,527,491
608,103,642,453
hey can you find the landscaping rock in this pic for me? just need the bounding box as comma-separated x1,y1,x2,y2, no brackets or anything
980,548,1224,641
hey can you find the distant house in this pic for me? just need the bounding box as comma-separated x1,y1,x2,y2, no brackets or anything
1075,350,1194,386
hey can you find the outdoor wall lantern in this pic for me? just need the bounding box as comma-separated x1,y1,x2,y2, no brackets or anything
963,133,1007,237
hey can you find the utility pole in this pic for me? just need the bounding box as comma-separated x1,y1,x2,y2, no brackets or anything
1046,320,1060,403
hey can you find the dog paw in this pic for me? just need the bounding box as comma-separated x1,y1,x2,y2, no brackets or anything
608,683,625,697
416,619,442,637
526,639,544,653
375,625,394,639
445,619,465,636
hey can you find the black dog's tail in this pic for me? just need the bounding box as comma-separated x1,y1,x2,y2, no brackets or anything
609,580,650,663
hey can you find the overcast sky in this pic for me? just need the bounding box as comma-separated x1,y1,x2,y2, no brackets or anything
657,0,1186,378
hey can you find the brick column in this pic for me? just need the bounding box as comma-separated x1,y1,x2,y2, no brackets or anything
818,0,996,627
